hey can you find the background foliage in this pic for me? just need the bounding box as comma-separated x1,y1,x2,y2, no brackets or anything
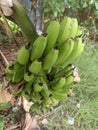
18,0,98,41
43,0,98,41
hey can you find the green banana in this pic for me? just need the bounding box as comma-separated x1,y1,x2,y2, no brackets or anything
30,36,47,61
57,16,72,45
54,39,74,67
6,60,19,74
74,38,85,57
60,80,75,95
44,21,60,55
42,98,52,107
24,72,34,82
53,75,74,95
40,89,51,100
54,64,72,77
31,92,42,102
42,48,59,70
63,64,75,72
41,106,47,113
6,64,15,74
51,76,66,90
29,59,42,74
6,73,13,80
61,64,75,77
70,18,78,39
50,76,74,99
65,68,74,77
76,26,83,37
33,82,44,92
40,80,51,99
17,44,30,65
8,62,26,83
30,102,40,112
23,80,34,95
65,75,74,86
62,38,85,67
53,85,72,96
6,62,19,80
12,68,25,83
51,98,59,106
50,89,67,101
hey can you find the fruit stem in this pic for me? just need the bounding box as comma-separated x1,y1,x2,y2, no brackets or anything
7,0,38,43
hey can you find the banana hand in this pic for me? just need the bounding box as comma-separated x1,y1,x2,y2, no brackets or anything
42,48,59,70
30,36,47,61
44,21,60,55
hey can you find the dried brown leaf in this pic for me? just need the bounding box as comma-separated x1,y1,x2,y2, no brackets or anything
73,70,80,83
0,6,13,16
0,0,13,16
22,113,40,130
22,96,33,112
0,0,13,7
0,87,15,105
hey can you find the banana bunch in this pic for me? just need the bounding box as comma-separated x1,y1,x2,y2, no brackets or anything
6,16,84,112
0,18,21,34
6,61,26,83
22,64,76,112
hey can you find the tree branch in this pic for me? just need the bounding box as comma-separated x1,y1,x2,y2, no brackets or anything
0,8,20,48
0,50,9,66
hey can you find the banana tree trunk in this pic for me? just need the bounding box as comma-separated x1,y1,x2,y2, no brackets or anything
36,0,44,32
18,0,35,24
12,0,38,42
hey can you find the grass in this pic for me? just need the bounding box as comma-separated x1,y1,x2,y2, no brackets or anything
42,44,98,130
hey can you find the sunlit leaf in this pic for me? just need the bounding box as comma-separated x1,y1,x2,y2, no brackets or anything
95,1,98,10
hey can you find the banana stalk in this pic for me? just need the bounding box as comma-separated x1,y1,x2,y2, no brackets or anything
7,0,38,42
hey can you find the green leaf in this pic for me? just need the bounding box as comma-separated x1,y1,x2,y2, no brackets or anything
89,0,95,5
94,10,98,18
0,101,11,111
44,7,51,13
83,2,88,8
0,117,4,130
61,7,65,12
95,1,98,10
53,10,58,18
